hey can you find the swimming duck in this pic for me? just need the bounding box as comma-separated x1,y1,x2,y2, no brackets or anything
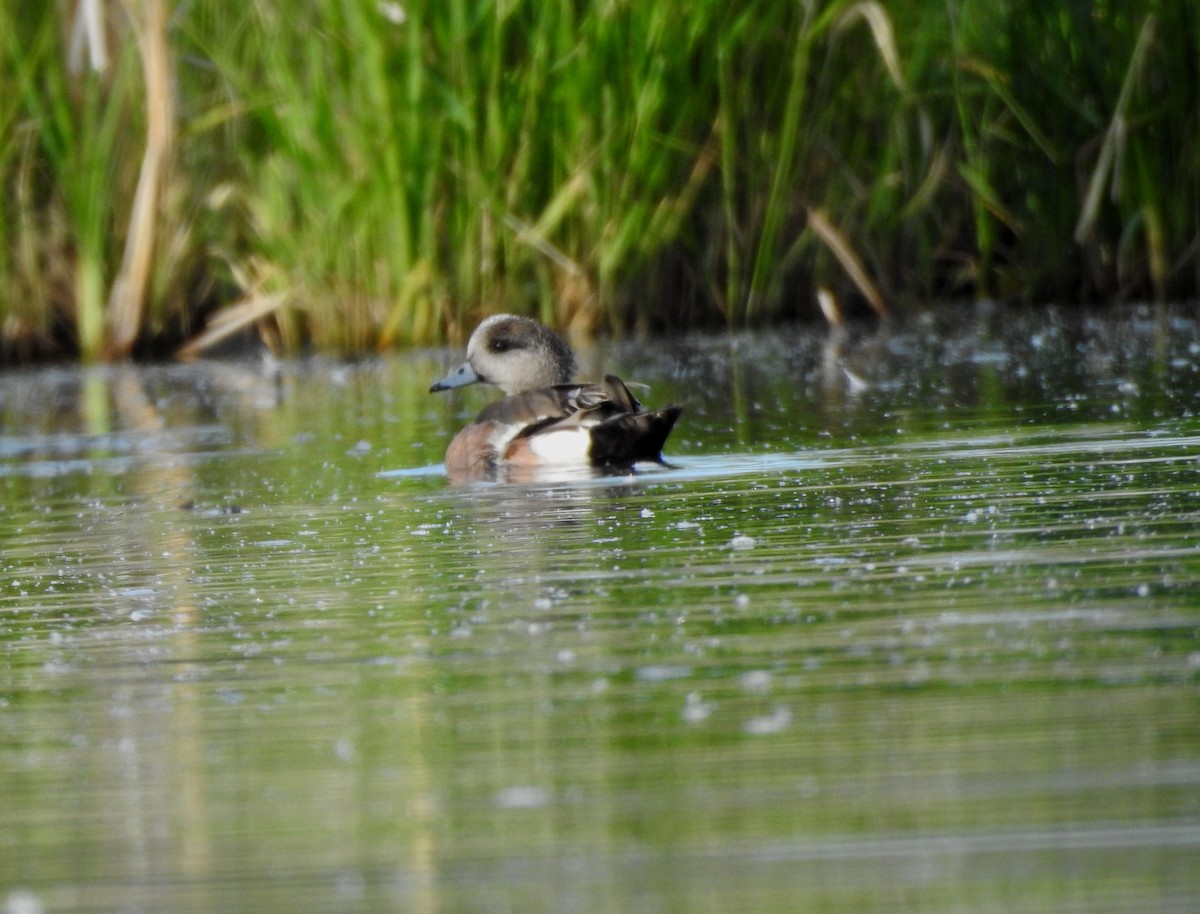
430,314,682,481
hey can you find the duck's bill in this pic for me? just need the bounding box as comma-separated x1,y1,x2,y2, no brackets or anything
430,361,481,392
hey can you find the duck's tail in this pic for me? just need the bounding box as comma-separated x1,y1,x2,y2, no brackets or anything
589,404,683,467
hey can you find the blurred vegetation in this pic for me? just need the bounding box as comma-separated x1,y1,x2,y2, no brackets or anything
0,0,1196,360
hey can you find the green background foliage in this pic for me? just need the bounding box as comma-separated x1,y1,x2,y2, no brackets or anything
0,1,1196,358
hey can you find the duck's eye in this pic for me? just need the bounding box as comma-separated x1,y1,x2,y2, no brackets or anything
489,337,518,353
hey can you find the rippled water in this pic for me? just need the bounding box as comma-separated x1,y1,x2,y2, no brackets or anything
2,305,1199,913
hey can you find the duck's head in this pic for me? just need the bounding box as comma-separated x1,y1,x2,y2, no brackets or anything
430,314,577,396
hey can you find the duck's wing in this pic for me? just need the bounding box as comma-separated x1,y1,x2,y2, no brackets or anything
495,376,681,467
473,381,619,429
465,374,681,465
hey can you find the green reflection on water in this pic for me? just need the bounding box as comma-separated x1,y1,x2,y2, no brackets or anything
1,308,1199,913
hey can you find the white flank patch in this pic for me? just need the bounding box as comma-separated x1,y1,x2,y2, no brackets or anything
527,429,592,463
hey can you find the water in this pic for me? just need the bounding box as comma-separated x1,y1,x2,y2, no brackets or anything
2,304,1198,913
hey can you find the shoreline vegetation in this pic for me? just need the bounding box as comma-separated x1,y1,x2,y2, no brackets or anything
1,1,1196,362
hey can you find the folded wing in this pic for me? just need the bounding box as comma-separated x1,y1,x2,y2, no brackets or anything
487,375,681,467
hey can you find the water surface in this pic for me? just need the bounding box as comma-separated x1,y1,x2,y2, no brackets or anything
2,305,1199,913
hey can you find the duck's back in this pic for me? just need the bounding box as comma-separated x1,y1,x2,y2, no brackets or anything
445,376,681,479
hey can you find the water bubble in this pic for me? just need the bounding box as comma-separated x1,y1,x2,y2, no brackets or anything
494,785,550,809
682,692,714,723
744,706,792,735
740,670,772,693
3,890,44,914
636,664,692,682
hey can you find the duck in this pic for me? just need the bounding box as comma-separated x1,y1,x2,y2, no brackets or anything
430,314,682,482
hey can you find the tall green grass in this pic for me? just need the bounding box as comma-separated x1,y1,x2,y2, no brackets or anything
1,0,1196,359
0,1,203,361
0,4,128,360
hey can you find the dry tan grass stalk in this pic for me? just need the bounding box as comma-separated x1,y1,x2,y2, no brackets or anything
105,0,173,357
837,2,907,94
816,286,844,327
176,293,288,360
807,208,889,318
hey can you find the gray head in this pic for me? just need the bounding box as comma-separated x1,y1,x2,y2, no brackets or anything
430,314,577,396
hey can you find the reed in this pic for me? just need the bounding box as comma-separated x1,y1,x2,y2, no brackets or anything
0,0,1196,359
0,2,197,361
0,4,126,360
